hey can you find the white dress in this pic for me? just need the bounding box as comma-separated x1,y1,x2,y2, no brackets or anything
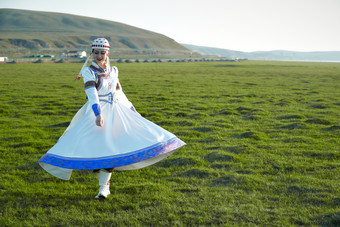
39,62,185,180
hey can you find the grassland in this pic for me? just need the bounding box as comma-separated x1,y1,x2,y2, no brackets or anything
0,61,339,226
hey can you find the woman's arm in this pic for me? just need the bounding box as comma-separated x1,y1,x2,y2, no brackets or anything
82,68,104,127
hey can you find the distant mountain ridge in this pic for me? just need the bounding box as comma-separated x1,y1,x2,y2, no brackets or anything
2,9,338,61
0,9,192,58
183,44,340,62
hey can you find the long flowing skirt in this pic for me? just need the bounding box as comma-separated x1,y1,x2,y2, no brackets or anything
39,100,185,180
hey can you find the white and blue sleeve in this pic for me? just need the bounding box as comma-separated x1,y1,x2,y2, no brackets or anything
82,67,101,116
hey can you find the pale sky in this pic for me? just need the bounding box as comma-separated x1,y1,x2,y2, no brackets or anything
1,0,340,52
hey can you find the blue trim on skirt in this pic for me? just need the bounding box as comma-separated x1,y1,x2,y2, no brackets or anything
38,137,185,170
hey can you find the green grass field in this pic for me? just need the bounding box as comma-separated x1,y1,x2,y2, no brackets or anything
0,61,339,226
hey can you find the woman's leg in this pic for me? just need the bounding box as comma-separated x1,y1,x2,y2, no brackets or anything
94,169,113,199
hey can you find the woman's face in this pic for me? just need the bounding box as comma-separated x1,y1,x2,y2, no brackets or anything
93,49,109,65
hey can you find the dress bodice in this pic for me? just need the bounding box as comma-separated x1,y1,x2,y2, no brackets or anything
88,65,119,96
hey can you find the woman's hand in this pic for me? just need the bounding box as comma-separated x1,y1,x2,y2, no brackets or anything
96,114,104,127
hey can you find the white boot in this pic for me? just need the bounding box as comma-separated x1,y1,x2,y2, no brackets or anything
95,171,112,199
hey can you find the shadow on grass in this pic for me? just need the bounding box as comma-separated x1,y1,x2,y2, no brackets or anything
323,125,340,131
191,127,213,133
276,114,306,120
203,152,233,162
205,145,250,154
211,175,245,187
309,104,329,109
154,157,198,168
278,123,309,130
45,122,70,128
179,169,213,178
315,212,340,227
305,119,332,125
233,131,265,140
214,109,239,116
322,126,340,133
9,141,50,150
15,162,41,170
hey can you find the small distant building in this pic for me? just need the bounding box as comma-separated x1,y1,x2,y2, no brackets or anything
25,54,55,58
0,57,8,62
60,50,87,58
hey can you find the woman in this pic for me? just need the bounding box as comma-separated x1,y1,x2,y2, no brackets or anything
39,38,185,199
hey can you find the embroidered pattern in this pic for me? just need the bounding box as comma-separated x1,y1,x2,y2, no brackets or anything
38,137,186,170
95,75,106,90
89,65,104,73
84,81,96,89
99,92,114,104
130,106,137,113
88,65,114,90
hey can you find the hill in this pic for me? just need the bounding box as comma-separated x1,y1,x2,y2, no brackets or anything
183,44,340,62
0,9,193,58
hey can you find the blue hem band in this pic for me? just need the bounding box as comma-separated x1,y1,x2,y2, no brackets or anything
38,137,185,170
